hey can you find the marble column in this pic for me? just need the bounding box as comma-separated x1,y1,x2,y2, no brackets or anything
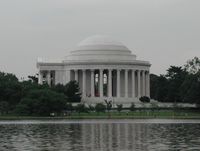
38,71,43,84
74,70,78,82
108,69,112,97
82,69,86,97
46,70,51,86
146,71,150,97
137,70,141,98
142,70,146,96
125,69,128,98
132,69,135,98
117,69,121,98
91,70,95,97
99,69,103,97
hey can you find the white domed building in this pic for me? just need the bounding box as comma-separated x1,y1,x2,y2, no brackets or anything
37,35,151,104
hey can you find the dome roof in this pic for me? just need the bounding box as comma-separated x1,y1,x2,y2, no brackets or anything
64,35,137,63
75,35,131,52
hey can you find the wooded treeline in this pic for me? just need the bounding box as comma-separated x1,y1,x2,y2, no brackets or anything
150,57,200,103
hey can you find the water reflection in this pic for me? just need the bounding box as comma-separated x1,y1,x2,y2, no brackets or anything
0,120,200,151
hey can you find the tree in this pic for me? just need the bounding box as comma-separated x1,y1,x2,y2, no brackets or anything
116,104,123,114
184,57,200,74
139,96,150,103
52,81,81,103
0,101,9,115
65,81,81,102
65,103,74,114
88,105,95,113
165,66,187,102
95,103,106,114
153,75,168,102
16,89,67,116
0,72,22,111
150,74,159,99
75,103,88,114
104,99,112,113
28,74,38,83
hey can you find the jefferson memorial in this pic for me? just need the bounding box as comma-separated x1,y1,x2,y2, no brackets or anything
37,35,151,104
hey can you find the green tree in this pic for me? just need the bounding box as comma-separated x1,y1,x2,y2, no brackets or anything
0,72,22,111
75,103,88,114
65,103,74,114
165,66,187,102
53,81,81,103
104,99,112,113
0,101,9,115
184,57,200,74
16,89,67,116
88,105,95,113
150,74,159,99
154,75,168,102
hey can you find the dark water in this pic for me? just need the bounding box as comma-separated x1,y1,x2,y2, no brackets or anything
0,119,200,151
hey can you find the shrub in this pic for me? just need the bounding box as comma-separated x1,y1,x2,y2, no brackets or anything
88,105,95,112
139,96,150,103
75,103,88,114
104,99,112,112
95,103,106,113
116,104,123,113
129,103,135,112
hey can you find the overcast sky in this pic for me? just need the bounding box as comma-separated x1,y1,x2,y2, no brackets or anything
0,0,199,78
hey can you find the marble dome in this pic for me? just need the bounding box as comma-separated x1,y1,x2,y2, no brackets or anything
64,35,136,63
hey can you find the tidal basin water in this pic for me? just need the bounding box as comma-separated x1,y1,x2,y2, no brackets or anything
0,119,200,151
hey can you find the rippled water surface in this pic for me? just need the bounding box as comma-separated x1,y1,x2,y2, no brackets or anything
0,119,200,151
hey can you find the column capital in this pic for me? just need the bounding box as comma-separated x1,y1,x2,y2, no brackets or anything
99,69,104,72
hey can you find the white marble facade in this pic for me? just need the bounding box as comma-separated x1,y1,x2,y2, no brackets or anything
37,35,151,104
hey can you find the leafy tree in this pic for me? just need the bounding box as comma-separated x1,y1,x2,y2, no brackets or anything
65,103,74,113
150,74,159,99
154,75,168,102
116,104,123,114
184,57,200,74
65,81,81,102
95,103,106,114
88,105,95,113
75,103,88,114
165,66,187,102
181,72,200,104
28,74,38,83
16,89,67,116
139,96,150,103
0,72,22,111
104,99,112,113
0,101,9,115
53,81,81,103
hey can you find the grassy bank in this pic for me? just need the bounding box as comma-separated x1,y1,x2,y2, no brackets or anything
1,110,200,120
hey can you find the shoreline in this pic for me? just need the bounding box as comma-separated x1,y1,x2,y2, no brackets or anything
1,115,200,120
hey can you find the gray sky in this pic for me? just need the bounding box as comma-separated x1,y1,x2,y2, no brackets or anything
0,0,199,78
